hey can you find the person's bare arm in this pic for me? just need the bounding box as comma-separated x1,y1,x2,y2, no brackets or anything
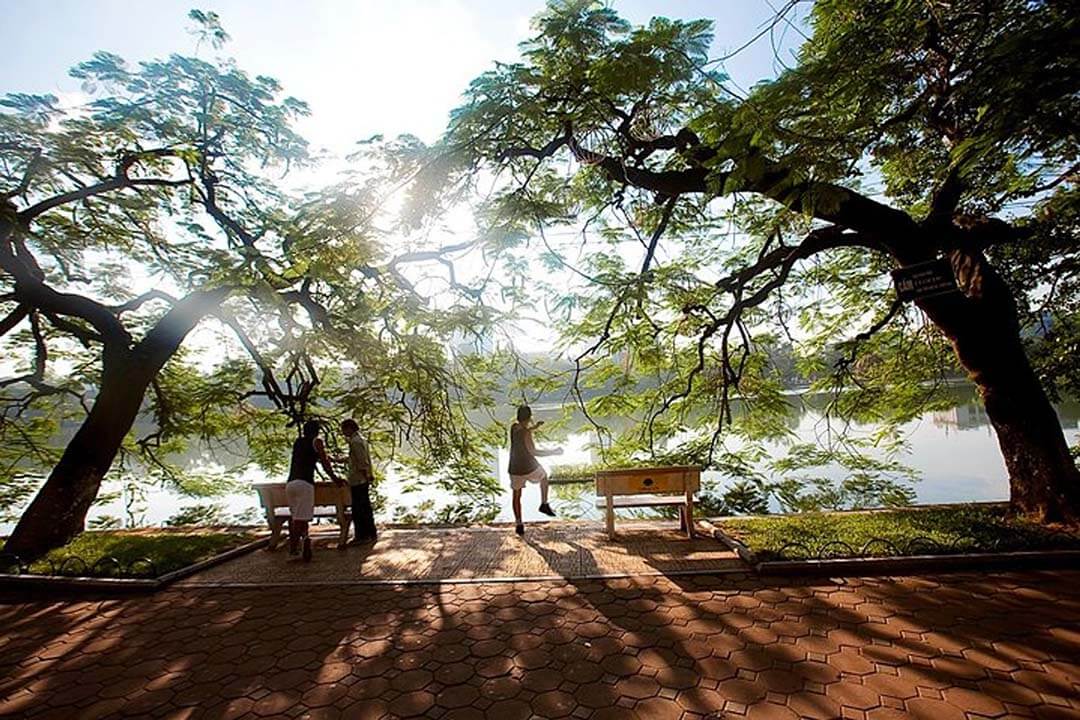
314,438,343,485
524,427,562,457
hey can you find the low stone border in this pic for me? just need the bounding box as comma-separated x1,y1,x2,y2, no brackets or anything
700,519,760,564
700,519,1080,576
0,536,268,595
754,549,1080,576
178,564,753,589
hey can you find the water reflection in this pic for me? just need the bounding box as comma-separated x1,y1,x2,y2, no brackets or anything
18,384,1080,531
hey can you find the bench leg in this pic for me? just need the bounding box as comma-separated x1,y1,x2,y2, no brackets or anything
685,493,694,539
606,494,615,539
268,513,282,550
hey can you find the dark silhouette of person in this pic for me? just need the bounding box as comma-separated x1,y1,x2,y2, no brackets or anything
286,419,342,561
508,405,562,535
340,418,377,545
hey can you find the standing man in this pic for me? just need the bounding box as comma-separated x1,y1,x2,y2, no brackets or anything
340,418,377,545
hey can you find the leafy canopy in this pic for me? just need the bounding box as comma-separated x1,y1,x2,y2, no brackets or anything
0,10,505,523
407,0,1080,509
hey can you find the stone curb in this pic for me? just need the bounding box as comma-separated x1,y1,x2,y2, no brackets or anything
700,519,759,565
175,565,752,589
754,549,1080,576
0,536,268,596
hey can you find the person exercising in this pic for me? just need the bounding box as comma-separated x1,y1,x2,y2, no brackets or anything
508,405,562,536
286,419,342,561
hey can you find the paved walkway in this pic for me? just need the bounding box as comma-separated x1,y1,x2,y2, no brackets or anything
181,522,743,585
2,570,1078,719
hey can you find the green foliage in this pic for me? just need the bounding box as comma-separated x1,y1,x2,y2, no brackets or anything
1,13,507,531
165,503,231,526
698,479,770,517
417,0,1080,514
719,505,1080,561
26,528,256,576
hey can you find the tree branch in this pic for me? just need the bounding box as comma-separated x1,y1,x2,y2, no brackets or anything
0,304,29,338
833,296,905,378
213,309,289,413
497,130,569,162
563,131,924,257
1,253,131,346
1,149,44,200
135,286,234,373
278,278,332,329
39,311,104,347
0,310,47,389
110,289,179,316
640,195,679,276
17,149,192,222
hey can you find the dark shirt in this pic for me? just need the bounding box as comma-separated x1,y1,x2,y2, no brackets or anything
288,436,317,484
508,423,540,476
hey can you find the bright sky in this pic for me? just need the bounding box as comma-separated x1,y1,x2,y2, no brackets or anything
4,0,806,150
4,0,809,355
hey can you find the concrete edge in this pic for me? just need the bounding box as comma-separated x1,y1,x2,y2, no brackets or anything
173,565,753,589
0,574,159,595
700,519,759,566
755,549,1080,576
155,536,270,586
704,500,1010,524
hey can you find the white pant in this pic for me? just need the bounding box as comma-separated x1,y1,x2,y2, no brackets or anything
286,480,314,521
510,465,547,490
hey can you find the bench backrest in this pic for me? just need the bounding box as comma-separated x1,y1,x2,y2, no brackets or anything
595,466,701,496
253,482,349,509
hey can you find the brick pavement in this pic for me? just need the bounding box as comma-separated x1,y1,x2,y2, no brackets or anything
180,523,743,585
2,570,1079,719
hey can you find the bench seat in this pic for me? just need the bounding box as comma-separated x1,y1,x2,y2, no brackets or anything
595,466,701,539
593,494,691,508
254,482,352,549
272,505,346,518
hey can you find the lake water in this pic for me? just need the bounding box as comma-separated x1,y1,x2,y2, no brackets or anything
7,386,1080,533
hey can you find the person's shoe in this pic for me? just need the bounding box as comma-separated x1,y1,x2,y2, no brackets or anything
302,537,313,562
515,524,525,536
288,537,299,556
538,503,556,517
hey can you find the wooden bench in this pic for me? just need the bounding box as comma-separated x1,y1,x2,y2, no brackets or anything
594,466,701,539
254,482,352,550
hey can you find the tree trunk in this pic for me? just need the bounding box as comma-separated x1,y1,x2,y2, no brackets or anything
2,352,151,562
919,249,1080,523
0,287,229,562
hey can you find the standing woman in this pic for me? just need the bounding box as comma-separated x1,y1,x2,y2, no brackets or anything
287,419,343,561
508,405,562,536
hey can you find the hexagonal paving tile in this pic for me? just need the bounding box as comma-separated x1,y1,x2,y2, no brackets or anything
2,555,1078,720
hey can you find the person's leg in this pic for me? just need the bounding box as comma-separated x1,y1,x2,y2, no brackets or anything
538,468,556,516
358,484,377,540
350,484,364,541
286,480,303,555
512,488,523,534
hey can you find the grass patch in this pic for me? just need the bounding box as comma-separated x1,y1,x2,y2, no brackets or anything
717,504,1080,561
6,528,258,578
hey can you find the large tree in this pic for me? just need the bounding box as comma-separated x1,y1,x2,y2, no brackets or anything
422,0,1080,520
0,13,500,560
